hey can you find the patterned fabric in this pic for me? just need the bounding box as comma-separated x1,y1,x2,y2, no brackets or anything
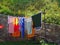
19,17,25,38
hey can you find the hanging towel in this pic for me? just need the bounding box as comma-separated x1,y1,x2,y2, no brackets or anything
25,17,35,39
25,17,32,35
14,17,19,32
13,17,20,37
8,16,14,33
32,13,41,29
19,17,25,38
8,23,14,33
12,31,20,37
8,16,13,24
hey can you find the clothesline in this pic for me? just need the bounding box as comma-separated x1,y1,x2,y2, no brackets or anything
0,12,41,39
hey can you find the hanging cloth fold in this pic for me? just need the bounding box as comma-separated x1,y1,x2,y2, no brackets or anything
25,17,32,34
14,17,19,32
12,17,20,37
8,16,14,33
32,13,41,29
25,17,35,39
19,17,25,38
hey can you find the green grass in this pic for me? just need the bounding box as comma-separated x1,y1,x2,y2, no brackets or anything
0,40,57,45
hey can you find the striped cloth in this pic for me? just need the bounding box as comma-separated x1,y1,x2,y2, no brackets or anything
19,17,25,38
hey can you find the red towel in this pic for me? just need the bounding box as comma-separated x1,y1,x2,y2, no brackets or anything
14,24,19,32
12,17,20,37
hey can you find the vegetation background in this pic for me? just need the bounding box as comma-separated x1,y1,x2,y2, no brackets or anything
0,0,60,45
0,0,60,25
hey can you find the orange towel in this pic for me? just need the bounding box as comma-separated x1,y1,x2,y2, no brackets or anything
27,23,35,39
27,28,35,39
12,31,20,37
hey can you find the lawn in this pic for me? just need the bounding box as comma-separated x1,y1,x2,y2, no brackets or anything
0,40,57,45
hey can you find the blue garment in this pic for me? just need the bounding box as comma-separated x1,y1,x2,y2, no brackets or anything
19,17,25,38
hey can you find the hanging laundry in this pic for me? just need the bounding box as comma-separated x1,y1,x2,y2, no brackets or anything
8,16,14,33
32,13,41,29
25,17,32,34
18,17,21,32
8,23,14,33
8,16,13,24
27,27,35,39
25,17,35,39
12,31,20,37
12,17,20,37
14,17,19,32
19,17,25,38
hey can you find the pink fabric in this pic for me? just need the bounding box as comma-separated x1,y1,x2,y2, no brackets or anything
8,16,14,33
8,16,13,24
8,23,14,33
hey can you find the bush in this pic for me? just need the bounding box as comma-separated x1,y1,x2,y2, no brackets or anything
42,14,60,25
0,5,13,15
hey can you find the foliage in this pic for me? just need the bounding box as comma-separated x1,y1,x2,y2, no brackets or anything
0,0,60,25
42,0,60,25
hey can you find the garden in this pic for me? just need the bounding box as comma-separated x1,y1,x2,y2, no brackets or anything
0,0,60,45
